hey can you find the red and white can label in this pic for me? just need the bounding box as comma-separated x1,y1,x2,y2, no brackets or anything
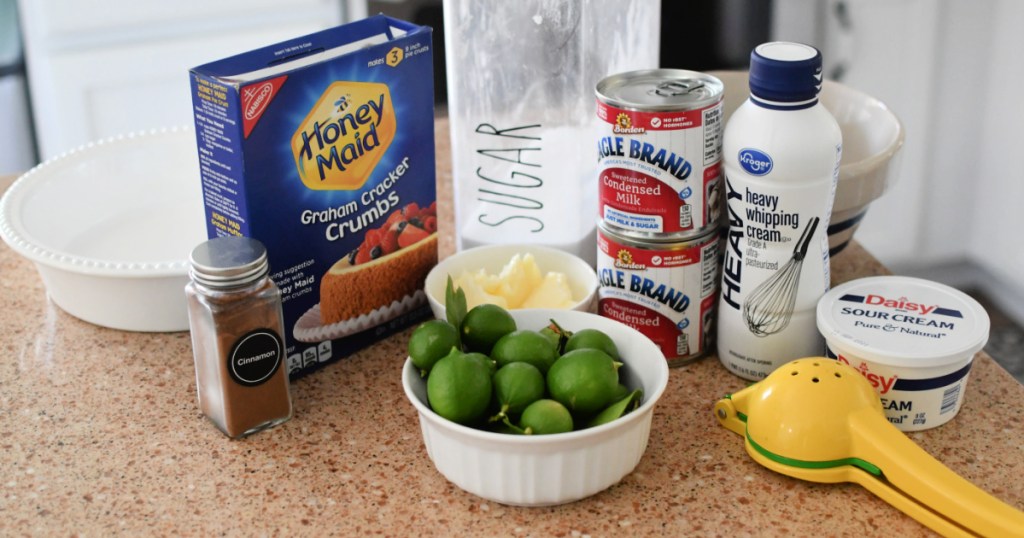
596,225,721,365
597,100,723,238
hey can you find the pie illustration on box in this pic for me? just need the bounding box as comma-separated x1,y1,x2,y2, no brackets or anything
320,201,438,324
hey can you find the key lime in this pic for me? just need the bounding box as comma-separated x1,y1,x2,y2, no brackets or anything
426,351,493,425
519,399,573,435
491,329,559,373
492,362,546,417
538,326,560,348
546,348,620,415
460,303,516,355
609,383,632,403
460,350,496,374
564,328,620,360
408,319,460,375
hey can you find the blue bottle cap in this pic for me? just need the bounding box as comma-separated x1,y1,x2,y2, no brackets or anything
748,42,822,109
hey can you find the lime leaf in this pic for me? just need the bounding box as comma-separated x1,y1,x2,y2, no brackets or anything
587,389,643,428
445,275,468,345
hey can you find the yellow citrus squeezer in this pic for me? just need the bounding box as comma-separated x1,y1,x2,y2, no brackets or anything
714,358,1024,537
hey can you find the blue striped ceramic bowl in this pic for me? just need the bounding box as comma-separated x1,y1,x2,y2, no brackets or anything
712,71,905,256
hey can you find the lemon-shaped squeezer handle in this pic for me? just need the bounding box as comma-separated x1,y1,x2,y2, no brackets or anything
715,357,1024,538
846,409,1024,537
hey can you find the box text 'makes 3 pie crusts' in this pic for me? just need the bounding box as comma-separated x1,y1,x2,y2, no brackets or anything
189,16,437,378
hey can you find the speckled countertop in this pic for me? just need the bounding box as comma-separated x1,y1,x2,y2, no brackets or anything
1,119,1022,537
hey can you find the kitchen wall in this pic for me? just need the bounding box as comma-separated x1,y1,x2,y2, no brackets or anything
5,1,1022,324
0,0,35,175
963,0,1024,324
774,0,1024,325
14,0,365,161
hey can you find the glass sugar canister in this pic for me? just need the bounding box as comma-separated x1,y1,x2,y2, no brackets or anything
185,236,292,438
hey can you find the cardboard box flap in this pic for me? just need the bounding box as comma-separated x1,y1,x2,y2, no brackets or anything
193,15,421,84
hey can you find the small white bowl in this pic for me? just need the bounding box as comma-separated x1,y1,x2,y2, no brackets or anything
402,308,669,506
710,70,905,255
424,244,599,319
0,127,206,332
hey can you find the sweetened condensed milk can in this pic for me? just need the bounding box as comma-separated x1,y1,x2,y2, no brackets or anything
596,69,724,239
596,221,721,366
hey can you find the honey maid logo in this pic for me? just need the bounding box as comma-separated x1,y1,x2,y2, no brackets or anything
291,81,396,190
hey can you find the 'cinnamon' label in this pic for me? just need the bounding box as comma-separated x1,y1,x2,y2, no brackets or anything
228,329,284,386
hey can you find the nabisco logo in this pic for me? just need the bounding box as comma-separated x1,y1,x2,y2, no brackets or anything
244,82,274,122
835,354,898,394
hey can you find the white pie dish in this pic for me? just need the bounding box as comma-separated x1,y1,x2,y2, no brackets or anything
0,127,206,332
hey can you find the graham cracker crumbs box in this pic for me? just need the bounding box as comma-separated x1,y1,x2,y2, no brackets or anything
189,16,436,378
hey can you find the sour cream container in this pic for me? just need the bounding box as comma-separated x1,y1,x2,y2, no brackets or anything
816,276,990,431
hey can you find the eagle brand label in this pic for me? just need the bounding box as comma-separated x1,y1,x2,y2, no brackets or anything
596,72,723,240
596,223,721,366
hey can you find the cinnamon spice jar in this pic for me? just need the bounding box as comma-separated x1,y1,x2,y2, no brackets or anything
186,237,292,438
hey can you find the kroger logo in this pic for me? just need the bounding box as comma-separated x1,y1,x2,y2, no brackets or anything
738,148,773,176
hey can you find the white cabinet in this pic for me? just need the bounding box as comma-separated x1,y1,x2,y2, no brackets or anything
773,0,1024,323
965,0,1024,323
18,0,367,159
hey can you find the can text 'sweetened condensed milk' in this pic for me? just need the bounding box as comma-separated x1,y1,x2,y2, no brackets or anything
597,222,721,366
596,70,724,239
817,276,990,431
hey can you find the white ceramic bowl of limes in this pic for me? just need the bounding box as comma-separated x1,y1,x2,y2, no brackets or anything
423,244,599,320
401,308,669,506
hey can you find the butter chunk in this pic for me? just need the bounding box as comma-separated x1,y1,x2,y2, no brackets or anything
521,272,576,309
453,269,510,310
493,254,543,308
453,253,576,310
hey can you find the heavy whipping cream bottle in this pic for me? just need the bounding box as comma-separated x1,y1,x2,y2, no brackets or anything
717,42,842,380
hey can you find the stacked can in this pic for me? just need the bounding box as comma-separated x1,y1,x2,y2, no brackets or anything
595,69,724,366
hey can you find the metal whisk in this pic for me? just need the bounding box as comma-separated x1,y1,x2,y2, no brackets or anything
742,217,820,337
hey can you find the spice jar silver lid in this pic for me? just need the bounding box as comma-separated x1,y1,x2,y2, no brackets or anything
189,236,270,289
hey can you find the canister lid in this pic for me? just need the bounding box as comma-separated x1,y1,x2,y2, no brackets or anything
816,276,990,368
189,236,270,289
596,69,723,111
